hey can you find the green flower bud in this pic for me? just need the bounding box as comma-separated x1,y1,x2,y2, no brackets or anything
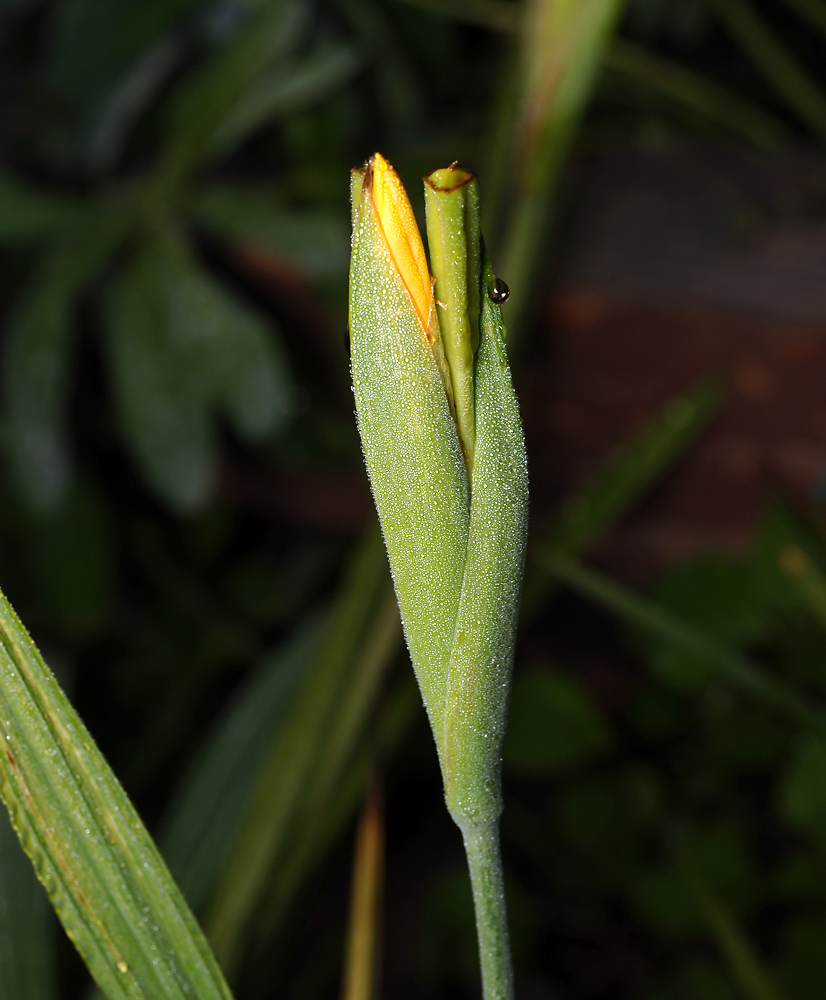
349,152,528,829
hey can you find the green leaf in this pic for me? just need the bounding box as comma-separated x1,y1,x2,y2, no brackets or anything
640,556,766,690
23,479,115,638
653,960,737,1000
545,553,826,730
161,243,292,442
504,666,612,776
777,917,826,998
4,212,128,512
490,0,628,339
159,618,320,914
714,0,826,139
524,378,721,618
47,0,201,106
606,38,789,148
0,175,86,243
0,586,234,1000
0,812,54,1000
106,245,216,509
158,1,308,187
204,532,399,976
778,734,826,842
208,43,362,159
193,185,348,278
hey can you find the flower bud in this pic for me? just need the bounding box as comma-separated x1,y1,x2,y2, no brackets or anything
349,153,528,829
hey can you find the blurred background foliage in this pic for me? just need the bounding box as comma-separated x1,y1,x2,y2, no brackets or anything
3,0,826,998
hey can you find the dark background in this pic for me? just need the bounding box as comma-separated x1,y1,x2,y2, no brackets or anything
3,1,826,998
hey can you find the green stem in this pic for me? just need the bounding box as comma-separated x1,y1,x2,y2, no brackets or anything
459,820,514,1000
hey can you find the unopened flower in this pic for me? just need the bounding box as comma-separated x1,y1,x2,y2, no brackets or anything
349,152,528,830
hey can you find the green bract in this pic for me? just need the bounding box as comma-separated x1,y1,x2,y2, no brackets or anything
348,153,528,830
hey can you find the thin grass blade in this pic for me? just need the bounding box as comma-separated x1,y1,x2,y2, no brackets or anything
524,379,722,618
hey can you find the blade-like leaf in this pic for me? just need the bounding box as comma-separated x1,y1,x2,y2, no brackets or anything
675,841,788,1000
0,586,235,1000
606,39,789,149
545,551,826,731
205,532,398,976
714,0,826,139
523,378,722,618
159,617,321,914
488,0,628,341
4,211,128,511
0,811,54,1000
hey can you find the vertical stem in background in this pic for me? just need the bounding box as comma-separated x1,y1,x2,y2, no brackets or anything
485,0,628,346
341,770,384,1000
460,822,513,1000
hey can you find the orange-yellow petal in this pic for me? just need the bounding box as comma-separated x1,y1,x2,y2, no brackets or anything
368,152,433,335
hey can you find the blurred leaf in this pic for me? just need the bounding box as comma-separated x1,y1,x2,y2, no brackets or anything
0,812,54,1000
626,0,712,41
504,666,612,776
751,500,820,620
160,617,320,914
489,0,628,340
651,960,736,1000
778,0,826,38
713,0,826,139
205,531,399,976
0,175,86,243
86,35,182,172
333,0,424,135
193,184,349,278
4,210,129,512
778,734,826,842
47,0,200,105
524,378,722,618
107,233,290,508
159,0,309,187
0,586,234,1000
640,556,766,690
631,865,701,937
776,916,826,1000
106,244,216,509
555,773,641,880
208,42,362,159
24,479,115,638
631,827,757,940
674,840,786,1000
254,672,418,945
770,851,826,904
157,237,292,442
606,39,789,148
547,553,826,729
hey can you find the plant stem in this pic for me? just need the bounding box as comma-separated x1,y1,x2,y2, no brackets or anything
459,820,514,1000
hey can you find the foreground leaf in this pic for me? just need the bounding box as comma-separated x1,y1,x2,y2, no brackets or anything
0,587,234,1000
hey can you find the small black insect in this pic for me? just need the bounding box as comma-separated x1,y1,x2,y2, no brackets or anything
343,331,351,356
489,277,510,304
